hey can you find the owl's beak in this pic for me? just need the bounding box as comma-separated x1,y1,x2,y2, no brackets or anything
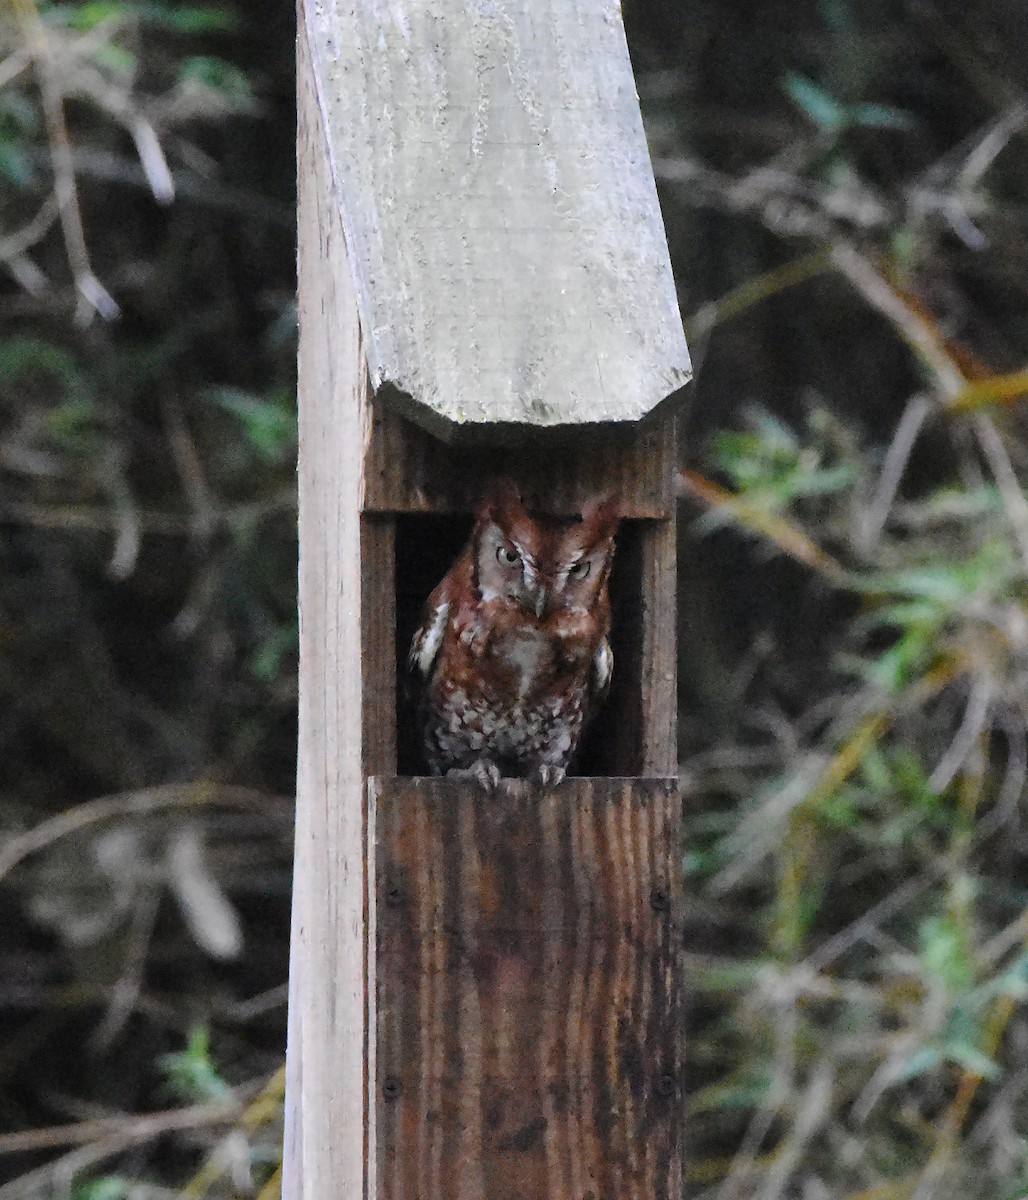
533,587,547,618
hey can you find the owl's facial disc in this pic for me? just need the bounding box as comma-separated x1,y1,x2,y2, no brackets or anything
478,522,537,605
474,493,617,619
495,541,547,614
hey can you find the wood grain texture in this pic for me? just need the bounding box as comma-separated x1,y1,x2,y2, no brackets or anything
303,0,691,439
283,23,372,1200
362,515,398,777
373,776,683,1200
638,508,679,776
362,406,675,518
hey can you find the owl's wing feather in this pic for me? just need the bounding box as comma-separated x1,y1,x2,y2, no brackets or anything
591,637,614,706
408,598,451,682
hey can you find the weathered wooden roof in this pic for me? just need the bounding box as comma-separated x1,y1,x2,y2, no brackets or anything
303,0,691,439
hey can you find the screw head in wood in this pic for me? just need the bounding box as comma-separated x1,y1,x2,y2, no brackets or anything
649,886,670,913
382,1077,403,1101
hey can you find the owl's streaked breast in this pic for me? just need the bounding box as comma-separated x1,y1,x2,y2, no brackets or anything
494,629,548,700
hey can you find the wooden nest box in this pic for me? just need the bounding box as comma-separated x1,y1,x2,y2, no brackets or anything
286,2,692,1198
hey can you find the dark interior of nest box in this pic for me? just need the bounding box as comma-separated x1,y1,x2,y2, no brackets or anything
393,515,649,778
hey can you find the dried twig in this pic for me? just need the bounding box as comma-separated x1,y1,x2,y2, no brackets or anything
8,0,119,323
0,784,290,886
678,467,849,584
0,490,296,536
0,196,59,287
832,246,1028,575
755,1062,836,1200
971,413,1028,574
687,250,833,341
89,889,161,1052
927,676,994,793
0,1098,245,1200
856,394,934,551
177,1065,285,1200
830,244,964,396
946,367,1028,413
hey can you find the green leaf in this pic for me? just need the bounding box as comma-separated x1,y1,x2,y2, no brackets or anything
863,627,933,693
46,399,104,450
863,600,945,629
689,1069,774,1113
0,91,41,134
178,56,253,103
860,745,893,792
891,749,939,808
894,1044,944,1082
782,73,846,132
941,1040,999,1079
992,953,1028,1001
851,102,914,130
0,142,37,187
250,624,297,683
90,43,136,75
875,566,974,604
72,1178,134,1200
207,387,296,461
893,1029,998,1089
890,228,919,274
920,913,976,991
158,1025,229,1102
146,4,238,32
711,407,855,514
998,1176,1028,1200
62,2,131,30
0,336,87,397
691,958,766,992
791,462,857,497
814,788,860,828
63,2,237,33
865,542,1014,605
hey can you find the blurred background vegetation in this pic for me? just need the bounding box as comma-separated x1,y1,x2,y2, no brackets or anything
1,0,1027,1196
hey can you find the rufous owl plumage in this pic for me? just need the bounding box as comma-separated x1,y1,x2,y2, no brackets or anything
409,481,621,789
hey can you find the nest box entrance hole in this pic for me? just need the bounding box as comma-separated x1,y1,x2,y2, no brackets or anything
360,407,678,782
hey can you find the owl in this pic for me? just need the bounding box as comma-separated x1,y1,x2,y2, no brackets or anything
408,481,621,789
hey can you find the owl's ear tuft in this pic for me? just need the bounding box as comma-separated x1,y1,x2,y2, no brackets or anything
579,493,622,541
477,478,527,526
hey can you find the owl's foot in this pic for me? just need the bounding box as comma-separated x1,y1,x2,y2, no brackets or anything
446,759,502,793
531,764,566,793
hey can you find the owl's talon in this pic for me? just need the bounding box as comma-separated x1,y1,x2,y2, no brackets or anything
532,764,566,792
446,760,502,793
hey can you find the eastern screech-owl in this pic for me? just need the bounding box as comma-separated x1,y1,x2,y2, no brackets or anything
409,482,621,789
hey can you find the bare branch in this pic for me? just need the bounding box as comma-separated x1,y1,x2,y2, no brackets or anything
10,0,120,323
855,393,934,551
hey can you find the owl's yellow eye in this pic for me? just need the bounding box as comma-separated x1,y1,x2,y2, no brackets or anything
497,545,520,566
568,559,591,580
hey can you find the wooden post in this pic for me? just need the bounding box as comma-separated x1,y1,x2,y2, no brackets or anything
286,2,690,1197
285,28,371,1198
